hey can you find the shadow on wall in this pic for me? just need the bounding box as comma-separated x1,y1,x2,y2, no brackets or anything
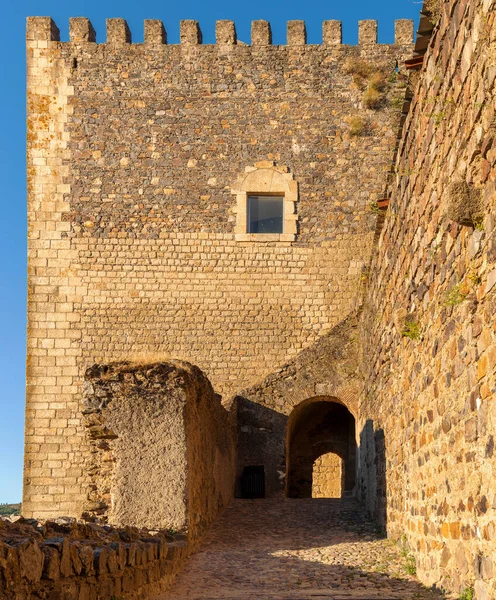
235,397,288,497
358,419,387,532
233,313,363,498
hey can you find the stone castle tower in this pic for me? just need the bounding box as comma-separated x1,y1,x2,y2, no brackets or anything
25,1,496,595
25,14,413,516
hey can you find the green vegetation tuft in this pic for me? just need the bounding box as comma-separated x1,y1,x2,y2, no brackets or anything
473,215,485,230
399,535,417,575
401,319,421,340
459,588,474,600
467,270,481,286
404,554,417,575
391,97,404,111
443,284,467,307
0,503,21,517
431,111,446,126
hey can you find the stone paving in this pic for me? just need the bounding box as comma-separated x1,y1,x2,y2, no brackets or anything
155,499,450,600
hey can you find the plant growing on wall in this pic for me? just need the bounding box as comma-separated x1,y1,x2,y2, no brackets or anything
467,270,482,287
401,319,421,340
343,58,376,85
346,116,369,136
459,588,474,600
391,96,404,111
399,535,417,575
395,308,421,340
343,59,389,110
443,284,468,307
424,0,444,25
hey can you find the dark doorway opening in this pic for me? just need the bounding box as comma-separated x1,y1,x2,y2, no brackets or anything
241,465,265,498
286,398,356,498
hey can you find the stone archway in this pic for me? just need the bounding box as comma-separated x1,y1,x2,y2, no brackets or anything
286,397,356,498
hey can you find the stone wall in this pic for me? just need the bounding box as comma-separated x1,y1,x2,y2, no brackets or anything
0,516,192,600
358,0,496,596
82,361,235,537
25,15,412,518
312,453,343,498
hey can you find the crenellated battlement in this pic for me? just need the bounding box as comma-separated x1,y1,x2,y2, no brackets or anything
27,16,414,47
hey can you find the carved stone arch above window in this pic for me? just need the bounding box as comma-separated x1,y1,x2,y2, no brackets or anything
231,161,298,242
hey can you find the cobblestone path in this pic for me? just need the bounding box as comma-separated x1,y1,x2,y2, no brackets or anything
156,498,448,600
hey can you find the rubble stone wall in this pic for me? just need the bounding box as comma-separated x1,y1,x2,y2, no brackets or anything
25,16,412,518
0,517,192,600
358,0,496,596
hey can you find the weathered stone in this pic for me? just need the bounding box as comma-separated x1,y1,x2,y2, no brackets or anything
127,543,136,567
42,545,60,581
107,547,119,574
17,538,43,583
474,579,490,600
481,556,494,579
440,545,451,567
93,547,108,575
82,362,234,536
78,544,94,576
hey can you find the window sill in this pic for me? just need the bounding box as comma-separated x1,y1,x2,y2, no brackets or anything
234,233,296,242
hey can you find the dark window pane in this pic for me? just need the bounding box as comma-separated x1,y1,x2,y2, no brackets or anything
247,196,283,233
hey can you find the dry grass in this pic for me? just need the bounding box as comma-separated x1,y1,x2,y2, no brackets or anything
128,352,171,362
369,72,386,92
347,116,368,136
363,87,383,109
424,0,443,24
343,58,376,87
343,59,388,110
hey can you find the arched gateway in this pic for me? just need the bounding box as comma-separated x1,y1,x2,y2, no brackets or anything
286,397,357,498
236,390,357,498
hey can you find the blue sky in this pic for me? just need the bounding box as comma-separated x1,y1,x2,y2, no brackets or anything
0,0,420,505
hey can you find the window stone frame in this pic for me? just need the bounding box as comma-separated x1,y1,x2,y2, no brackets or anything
231,161,298,242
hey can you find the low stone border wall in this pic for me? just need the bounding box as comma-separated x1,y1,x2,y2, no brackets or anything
0,516,194,599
